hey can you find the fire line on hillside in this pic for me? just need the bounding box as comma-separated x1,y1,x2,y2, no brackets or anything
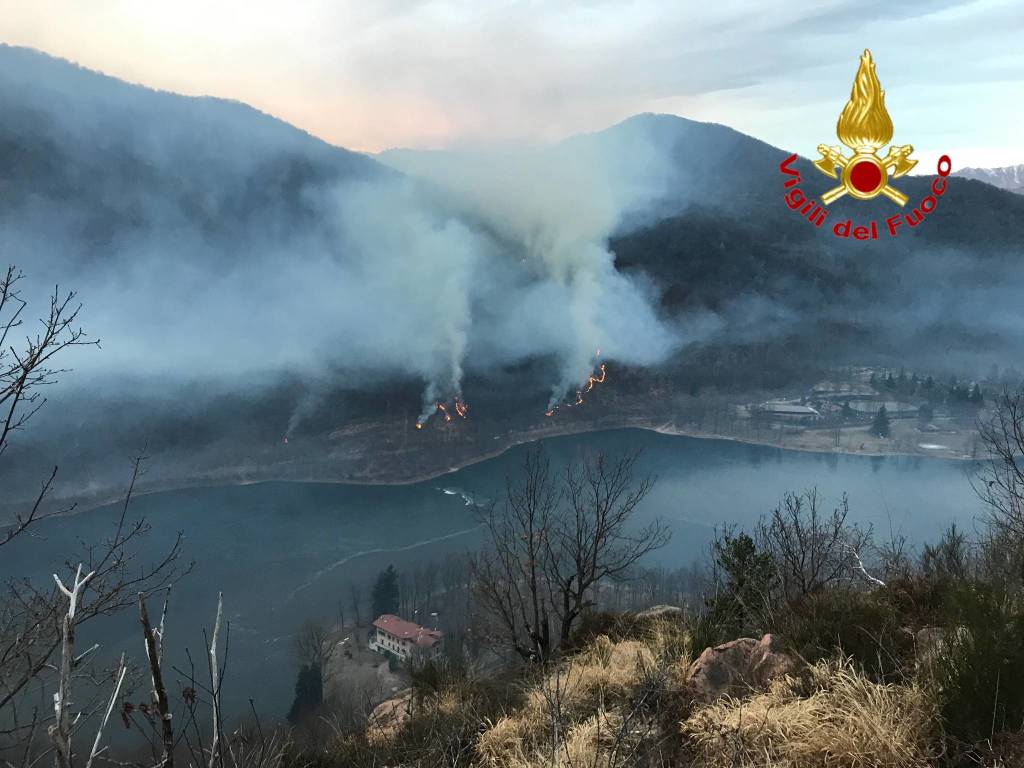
545,360,608,418
416,397,469,429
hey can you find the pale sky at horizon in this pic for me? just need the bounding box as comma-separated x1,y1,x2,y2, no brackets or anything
1,0,1022,168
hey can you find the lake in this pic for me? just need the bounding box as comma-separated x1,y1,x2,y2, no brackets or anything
0,429,984,723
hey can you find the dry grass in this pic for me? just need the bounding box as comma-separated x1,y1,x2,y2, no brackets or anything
478,706,630,768
560,708,627,768
523,637,655,715
682,656,940,768
476,627,691,768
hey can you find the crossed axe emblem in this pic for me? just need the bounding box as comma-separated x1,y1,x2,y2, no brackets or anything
814,144,917,206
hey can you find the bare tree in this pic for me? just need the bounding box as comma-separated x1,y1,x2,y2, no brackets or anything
49,564,96,768
349,584,363,628
757,488,873,601
1,267,98,551
0,266,98,462
208,593,225,768
139,592,174,768
471,449,558,661
976,390,1024,541
0,267,189,758
549,451,668,646
471,449,668,660
293,620,337,675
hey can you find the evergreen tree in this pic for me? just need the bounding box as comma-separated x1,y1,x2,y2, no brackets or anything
372,564,400,618
885,372,896,390
287,664,323,724
872,405,891,438
841,401,854,420
918,402,934,423
969,384,984,405
705,531,776,639
950,383,970,404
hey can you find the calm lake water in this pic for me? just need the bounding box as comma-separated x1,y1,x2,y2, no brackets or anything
0,429,984,722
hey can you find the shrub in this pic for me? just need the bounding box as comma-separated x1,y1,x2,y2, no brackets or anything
779,587,915,680
300,663,523,768
928,583,1024,749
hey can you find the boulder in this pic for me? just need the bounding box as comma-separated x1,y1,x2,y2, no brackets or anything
685,634,799,704
636,604,685,620
366,688,414,746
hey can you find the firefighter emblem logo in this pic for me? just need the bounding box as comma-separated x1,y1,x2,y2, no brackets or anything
814,49,916,206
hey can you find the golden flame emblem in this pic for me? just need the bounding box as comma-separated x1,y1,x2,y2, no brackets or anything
813,50,916,206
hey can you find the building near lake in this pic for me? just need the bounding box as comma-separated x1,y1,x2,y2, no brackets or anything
808,380,878,401
845,400,919,419
369,614,443,661
751,401,822,424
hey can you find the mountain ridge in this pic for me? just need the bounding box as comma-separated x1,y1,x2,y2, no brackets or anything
3,44,1024,514
0,44,374,161
955,163,1024,194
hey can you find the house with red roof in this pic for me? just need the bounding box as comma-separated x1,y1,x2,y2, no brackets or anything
369,614,443,661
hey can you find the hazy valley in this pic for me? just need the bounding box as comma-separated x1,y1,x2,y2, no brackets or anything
4,33,1024,768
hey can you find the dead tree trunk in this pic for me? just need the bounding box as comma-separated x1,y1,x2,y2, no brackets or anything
140,593,174,767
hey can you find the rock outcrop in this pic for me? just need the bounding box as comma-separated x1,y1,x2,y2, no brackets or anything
685,634,799,704
366,688,414,746
636,604,685,620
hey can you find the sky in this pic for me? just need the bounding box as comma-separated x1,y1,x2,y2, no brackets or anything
1,0,1022,167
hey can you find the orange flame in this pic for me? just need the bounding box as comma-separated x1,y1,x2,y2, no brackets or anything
584,363,607,392
837,49,893,152
417,397,469,430
545,359,608,417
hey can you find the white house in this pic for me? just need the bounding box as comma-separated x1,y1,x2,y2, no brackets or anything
752,401,822,423
369,614,443,661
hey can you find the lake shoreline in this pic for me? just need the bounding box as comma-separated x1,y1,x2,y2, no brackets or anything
28,416,979,520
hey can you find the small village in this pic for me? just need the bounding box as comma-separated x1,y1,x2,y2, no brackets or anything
735,367,990,458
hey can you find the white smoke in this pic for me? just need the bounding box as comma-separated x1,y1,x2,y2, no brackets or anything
0,47,682,426
379,121,677,409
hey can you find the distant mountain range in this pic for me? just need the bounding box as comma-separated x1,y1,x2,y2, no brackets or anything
0,44,383,251
955,165,1024,194
3,43,1024,509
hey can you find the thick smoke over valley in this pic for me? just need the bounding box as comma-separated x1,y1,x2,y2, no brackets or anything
380,131,678,409
4,45,1024,509
0,46,681,444
10,111,678,422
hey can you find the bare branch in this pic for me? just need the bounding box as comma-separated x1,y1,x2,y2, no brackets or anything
84,655,127,768
208,593,224,768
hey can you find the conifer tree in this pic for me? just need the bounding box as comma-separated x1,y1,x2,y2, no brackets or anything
872,405,891,438
372,564,400,618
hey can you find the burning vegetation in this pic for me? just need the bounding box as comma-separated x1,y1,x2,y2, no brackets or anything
544,360,606,421
416,397,470,429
